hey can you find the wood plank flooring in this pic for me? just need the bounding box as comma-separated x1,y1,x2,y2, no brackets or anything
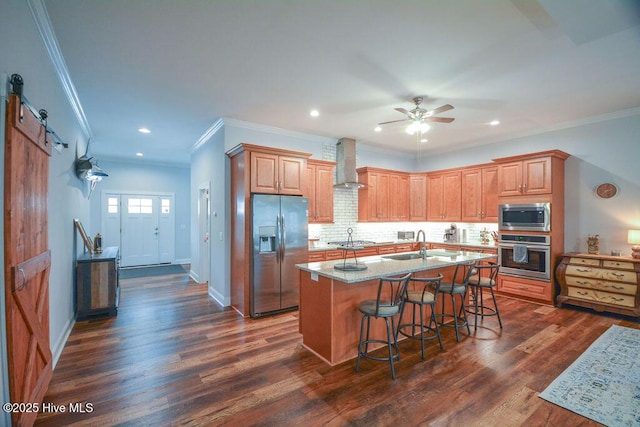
35,270,639,426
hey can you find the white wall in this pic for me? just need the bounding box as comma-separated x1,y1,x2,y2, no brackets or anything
89,159,191,263
415,113,640,255
0,1,92,418
190,126,228,305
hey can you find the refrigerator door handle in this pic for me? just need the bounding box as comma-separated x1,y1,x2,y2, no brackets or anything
275,214,282,263
281,214,287,262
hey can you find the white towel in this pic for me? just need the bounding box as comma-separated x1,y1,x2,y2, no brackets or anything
513,244,529,263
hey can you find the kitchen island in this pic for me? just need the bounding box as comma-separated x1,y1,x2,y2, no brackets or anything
296,249,494,365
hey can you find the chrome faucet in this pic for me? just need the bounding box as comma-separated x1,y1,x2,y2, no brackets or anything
416,229,427,259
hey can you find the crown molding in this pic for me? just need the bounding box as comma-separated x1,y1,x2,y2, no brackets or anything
223,117,336,144
189,118,224,153
27,0,93,140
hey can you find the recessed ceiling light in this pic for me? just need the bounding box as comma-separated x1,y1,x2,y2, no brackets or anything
136,152,144,157
421,138,428,143
374,126,382,132
489,120,500,126
138,127,151,134
310,110,319,117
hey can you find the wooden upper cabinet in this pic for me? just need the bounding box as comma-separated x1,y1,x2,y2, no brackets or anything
461,168,482,222
461,165,498,222
494,151,569,197
251,151,307,195
389,174,409,221
427,171,461,221
357,167,408,222
482,166,499,222
307,159,336,223
409,174,427,221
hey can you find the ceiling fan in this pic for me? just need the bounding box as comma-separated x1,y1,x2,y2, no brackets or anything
379,96,455,135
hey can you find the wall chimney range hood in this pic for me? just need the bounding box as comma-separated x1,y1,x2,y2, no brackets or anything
334,138,365,189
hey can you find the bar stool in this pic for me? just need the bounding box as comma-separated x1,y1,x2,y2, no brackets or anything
467,262,502,331
355,273,411,380
397,273,444,359
436,261,476,342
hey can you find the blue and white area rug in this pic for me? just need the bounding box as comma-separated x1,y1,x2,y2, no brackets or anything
539,324,640,427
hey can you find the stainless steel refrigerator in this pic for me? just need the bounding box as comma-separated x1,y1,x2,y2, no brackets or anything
251,194,308,317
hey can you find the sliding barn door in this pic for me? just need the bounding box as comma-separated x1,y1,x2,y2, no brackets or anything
4,94,53,426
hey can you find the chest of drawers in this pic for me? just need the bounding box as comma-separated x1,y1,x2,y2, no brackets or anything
556,253,639,317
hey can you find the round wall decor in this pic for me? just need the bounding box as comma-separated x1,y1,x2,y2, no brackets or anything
595,182,618,199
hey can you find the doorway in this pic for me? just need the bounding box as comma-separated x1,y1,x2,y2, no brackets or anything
101,192,175,267
198,184,210,284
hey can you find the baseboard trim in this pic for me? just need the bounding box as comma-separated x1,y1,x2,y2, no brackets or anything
51,315,75,369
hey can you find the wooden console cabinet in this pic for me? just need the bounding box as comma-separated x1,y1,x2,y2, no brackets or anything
76,246,120,320
556,253,640,317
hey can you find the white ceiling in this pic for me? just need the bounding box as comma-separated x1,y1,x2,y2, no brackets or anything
43,0,640,165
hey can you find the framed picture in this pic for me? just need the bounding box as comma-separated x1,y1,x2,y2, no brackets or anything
74,219,93,255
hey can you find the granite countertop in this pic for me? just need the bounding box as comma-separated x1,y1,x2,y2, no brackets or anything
296,249,494,283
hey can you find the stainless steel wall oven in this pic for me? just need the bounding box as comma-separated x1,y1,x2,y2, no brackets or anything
498,233,551,280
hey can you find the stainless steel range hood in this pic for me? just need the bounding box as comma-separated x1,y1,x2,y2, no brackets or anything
334,138,365,189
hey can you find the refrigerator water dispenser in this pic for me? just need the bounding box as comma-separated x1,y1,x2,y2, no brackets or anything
258,226,276,253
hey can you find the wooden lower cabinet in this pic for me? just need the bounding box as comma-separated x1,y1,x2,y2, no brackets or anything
308,252,326,262
556,253,640,317
76,247,120,320
497,274,553,304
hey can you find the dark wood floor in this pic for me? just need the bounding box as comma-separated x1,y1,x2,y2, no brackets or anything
35,270,639,426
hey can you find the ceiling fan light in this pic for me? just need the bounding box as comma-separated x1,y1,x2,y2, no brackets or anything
405,121,430,135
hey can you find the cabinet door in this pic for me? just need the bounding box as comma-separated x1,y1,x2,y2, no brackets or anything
481,166,499,222
306,164,317,221
251,152,279,193
389,174,409,221
314,164,335,223
376,173,390,221
442,172,461,221
278,156,305,195
522,157,551,195
461,169,482,222
409,174,427,221
427,174,444,221
497,161,522,196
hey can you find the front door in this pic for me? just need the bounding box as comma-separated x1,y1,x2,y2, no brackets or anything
117,194,174,267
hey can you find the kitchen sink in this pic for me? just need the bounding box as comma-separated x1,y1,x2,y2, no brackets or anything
381,252,427,261
427,250,461,257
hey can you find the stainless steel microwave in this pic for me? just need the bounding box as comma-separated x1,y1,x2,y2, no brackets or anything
498,203,550,232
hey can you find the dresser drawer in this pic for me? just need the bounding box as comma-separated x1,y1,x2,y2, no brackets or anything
565,265,638,283
569,257,600,266
567,287,636,308
565,276,637,295
602,260,635,270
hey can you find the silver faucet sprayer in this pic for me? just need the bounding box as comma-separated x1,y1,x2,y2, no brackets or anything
416,229,427,259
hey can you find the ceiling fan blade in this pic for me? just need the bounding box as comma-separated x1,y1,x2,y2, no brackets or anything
428,104,454,115
378,118,410,125
394,107,409,115
426,116,455,123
